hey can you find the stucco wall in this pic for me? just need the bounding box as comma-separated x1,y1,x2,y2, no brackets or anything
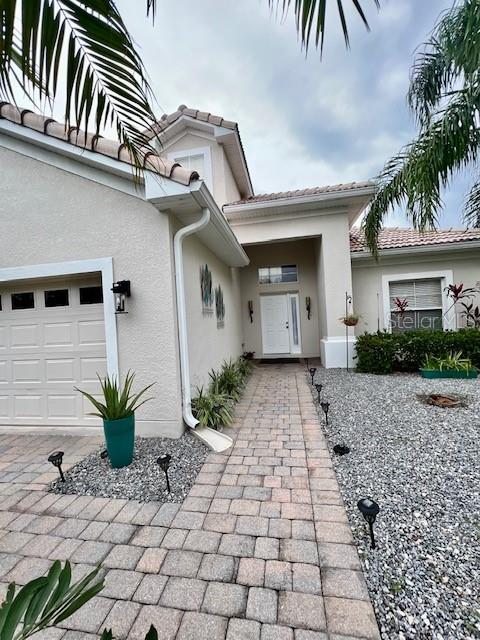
352,250,480,334
162,130,241,207
181,231,243,391
239,240,320,358
0,145,182,437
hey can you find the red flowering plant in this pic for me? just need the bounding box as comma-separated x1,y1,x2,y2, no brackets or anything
393,297,409,317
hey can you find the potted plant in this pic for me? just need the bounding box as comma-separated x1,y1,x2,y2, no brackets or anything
340,313,360,327
420,351,478,379
76,371,154,468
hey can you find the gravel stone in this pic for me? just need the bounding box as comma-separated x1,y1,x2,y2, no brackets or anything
309,368,480,640
49,433,208,503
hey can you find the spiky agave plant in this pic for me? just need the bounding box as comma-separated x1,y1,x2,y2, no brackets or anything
75,371,155,421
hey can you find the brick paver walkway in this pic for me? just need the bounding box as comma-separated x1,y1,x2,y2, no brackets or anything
0,364,380,639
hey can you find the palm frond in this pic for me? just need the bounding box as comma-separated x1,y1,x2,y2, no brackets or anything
0,0,159,179
364,86,480,255
464,176,480,227
267,0,379,53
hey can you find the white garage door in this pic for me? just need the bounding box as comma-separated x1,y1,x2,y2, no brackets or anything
0,275,107,427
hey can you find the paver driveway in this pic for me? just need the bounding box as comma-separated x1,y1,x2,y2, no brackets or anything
0,364,380,639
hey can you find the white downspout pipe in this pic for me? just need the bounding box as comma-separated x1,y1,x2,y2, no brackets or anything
174,208,211,428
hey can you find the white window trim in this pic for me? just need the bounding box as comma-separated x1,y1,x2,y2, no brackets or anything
167,146,213,190
0,258,119,377
381,270,455,332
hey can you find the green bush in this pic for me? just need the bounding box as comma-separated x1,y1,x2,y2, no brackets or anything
355,329,480,374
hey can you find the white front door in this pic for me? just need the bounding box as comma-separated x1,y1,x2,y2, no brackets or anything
261,294,299,355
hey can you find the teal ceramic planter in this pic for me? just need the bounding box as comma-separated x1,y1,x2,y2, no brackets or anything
103,414,135,468
420,368,478,379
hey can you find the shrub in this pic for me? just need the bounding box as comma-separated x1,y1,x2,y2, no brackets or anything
355,329,480,374
191,386,234,429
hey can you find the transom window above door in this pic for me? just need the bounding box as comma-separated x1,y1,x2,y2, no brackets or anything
258,265,298,284
389,278,443,332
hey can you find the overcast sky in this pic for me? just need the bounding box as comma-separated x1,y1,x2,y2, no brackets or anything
99,2,476,226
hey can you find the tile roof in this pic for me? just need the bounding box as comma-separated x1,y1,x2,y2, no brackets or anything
227,181,374,206
350,227,480,252
148,104,238,137
0,102,199,186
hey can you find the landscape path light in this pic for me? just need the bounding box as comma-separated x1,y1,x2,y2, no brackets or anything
357,497,380,549
309,367,317,385
157,454,172,493
48,451,65,482
314,383,323,402
320,401,330,425
333,444,350,456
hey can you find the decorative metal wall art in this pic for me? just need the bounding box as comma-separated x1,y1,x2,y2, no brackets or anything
200,264,213,312
215,285,225,328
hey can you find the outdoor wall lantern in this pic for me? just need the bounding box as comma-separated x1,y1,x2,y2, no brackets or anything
111,280,131,314
315,383,323,402
248,300,254,323
357,498,380,549
48,451,65,482
157,454,172,493
306,296,312,319
309,367,317,385
320,401,330,425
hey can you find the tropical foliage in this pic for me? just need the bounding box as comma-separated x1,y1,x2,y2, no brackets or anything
0,0,375,178
364,0,480,253
75,371,154,421
422,351,474,373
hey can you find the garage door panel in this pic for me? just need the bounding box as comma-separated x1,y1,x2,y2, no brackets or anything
80,357,107,382
46,358,76,382
44,322,74,347
12,359,42,383
0,275,107,427
47,395,78,418
10,324,40,348
14,394,43,418
78,320,106,345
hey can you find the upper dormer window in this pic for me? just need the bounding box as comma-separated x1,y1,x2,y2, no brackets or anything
167,146,213,190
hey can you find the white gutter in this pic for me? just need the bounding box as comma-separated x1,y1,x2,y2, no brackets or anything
173,207,211,428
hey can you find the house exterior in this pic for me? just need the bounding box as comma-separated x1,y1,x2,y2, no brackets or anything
1,103,479,438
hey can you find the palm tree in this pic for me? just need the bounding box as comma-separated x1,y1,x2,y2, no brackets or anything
0,0,377,172
363,0,480,254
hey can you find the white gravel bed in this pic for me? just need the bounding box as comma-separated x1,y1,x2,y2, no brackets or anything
49,433,208,503
310,368,480,640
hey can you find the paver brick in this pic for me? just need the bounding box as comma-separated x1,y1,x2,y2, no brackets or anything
71,540,112,565
50,537,83,561
160,549,203,577
291,520,316,541
0,531,34,553
246,587,278,624
79,520,108,540
209,498,231,513
280,539,318,564
102,569,143,599
5,557,51,584
321,568,370,600
230,499,261,516
58,596,113,633
113,501,142,524
255,537,279,560
317,543,361,571
324,597,380,639
277,592,326,631
131,501,161,525
23,515,62,534
293,631,328,639
237,557,265,586
177,611,228,640
236,516,269,537
130,605,183,640
227,618,261,640
265,560,292,591
131,525,167,547
53,519,89,538
315,522,353,544
203,581,248,617
103,544,144,570
183,529,221,553
99,522,136,544
162,527,188,549
136,547,167,573
101,600,141,638
261,624,294,640
268,519,291,539
182,496,212,512
215,486,243,499
198,553,236,582
160,576,207,611
133,574,168,604
0,552,21,578
219,533,255,557
292,563,322,595
170,510,206,530
150,503,181,527
203,513,237,533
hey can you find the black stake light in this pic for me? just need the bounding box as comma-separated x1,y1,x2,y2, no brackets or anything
320,401,330,425
314,383,323,402
48,451,65,482
100,449,109,461
309,367,317,385
157,454,172,493
333,444,350,456
357,498,380,549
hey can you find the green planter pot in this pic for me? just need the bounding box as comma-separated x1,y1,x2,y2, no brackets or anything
103,414,135,468
420,368,478,379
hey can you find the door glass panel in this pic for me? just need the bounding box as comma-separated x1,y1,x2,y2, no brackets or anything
44,289,69,307
79,286,103,305
291,297,299,345
11,292,34,310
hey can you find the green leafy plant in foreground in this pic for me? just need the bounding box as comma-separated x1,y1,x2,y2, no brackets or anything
191,386,234,429
423,351,473,373
75,371,155,421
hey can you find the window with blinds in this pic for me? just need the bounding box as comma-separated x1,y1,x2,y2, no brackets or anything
389,278,443,333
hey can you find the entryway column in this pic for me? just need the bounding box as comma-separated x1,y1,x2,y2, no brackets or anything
315,216,355,368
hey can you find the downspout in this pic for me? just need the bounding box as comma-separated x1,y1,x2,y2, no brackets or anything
174,208,211,428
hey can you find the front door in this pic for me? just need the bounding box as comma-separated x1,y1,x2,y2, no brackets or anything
261,294,299,355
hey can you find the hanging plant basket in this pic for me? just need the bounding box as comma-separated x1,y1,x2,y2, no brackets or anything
340,314,360,327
